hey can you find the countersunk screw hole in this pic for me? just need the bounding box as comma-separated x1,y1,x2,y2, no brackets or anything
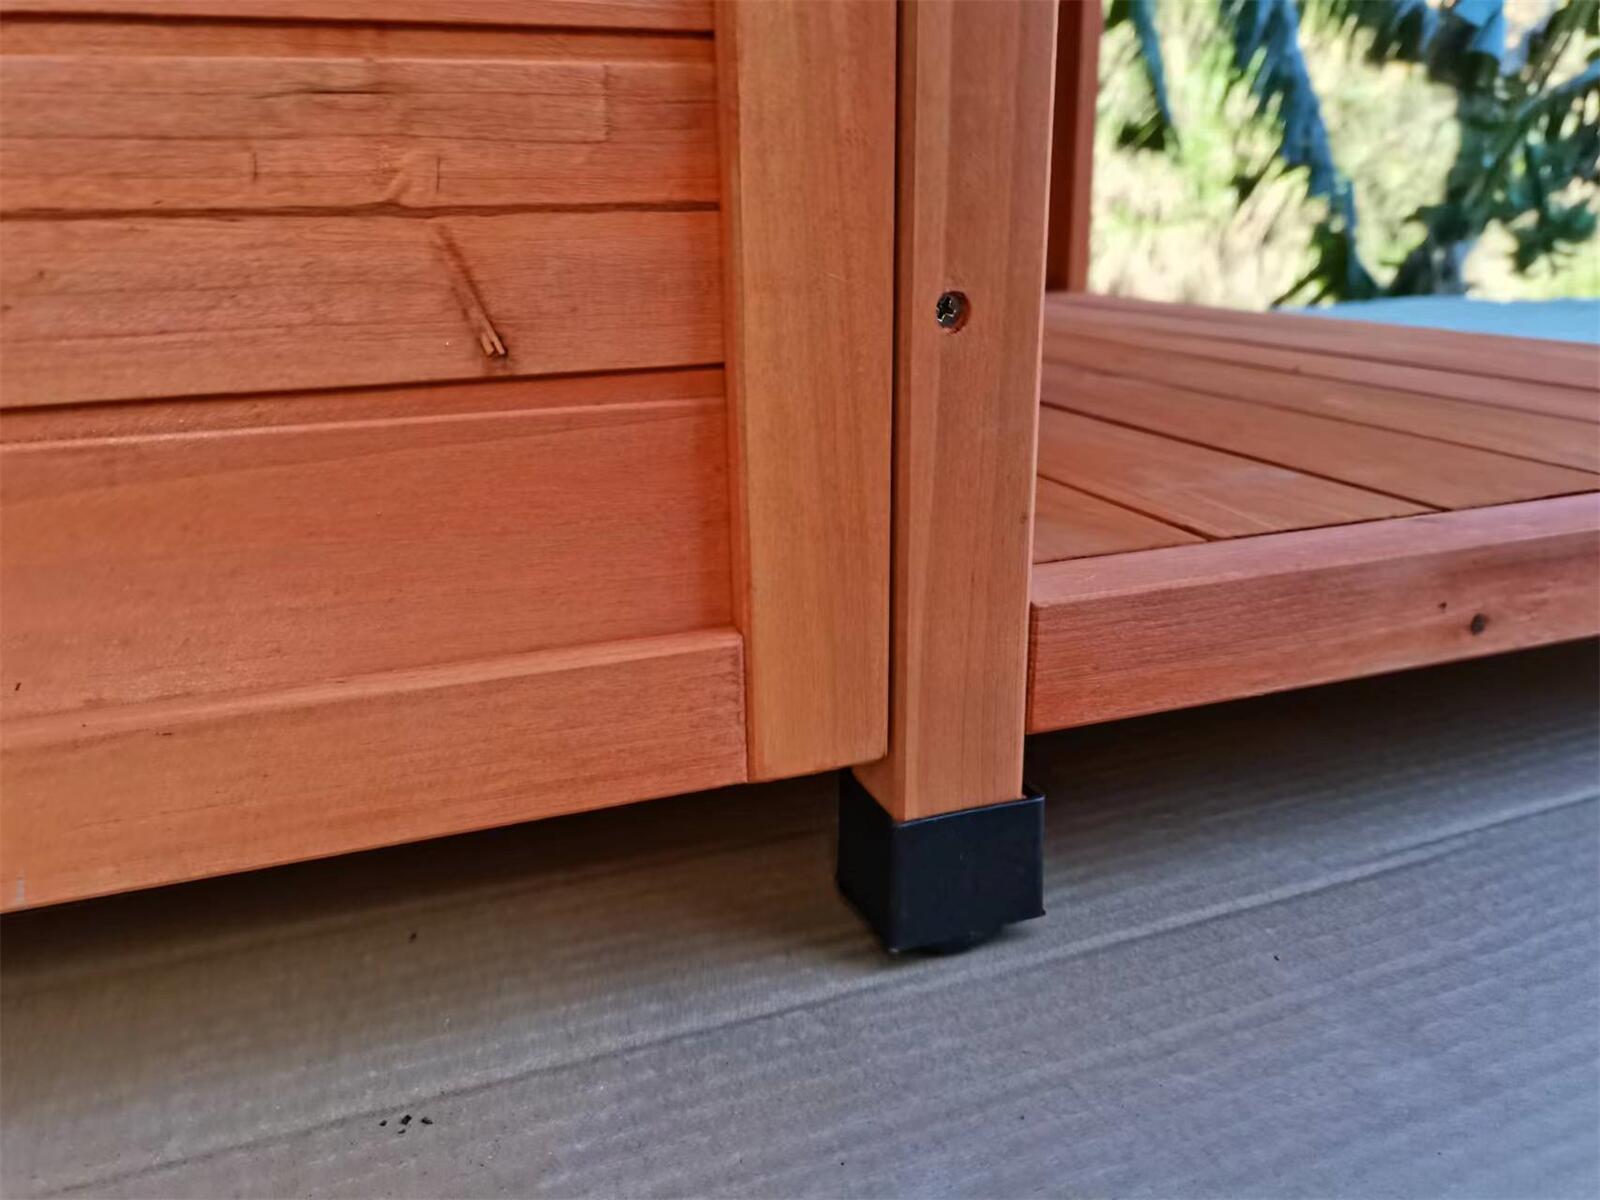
935,290,969,331
1469,613,1489,635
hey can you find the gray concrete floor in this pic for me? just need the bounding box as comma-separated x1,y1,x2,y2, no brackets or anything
3,643,1598,1199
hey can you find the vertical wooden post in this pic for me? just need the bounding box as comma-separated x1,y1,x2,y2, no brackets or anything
715,1,897,781
1045,0,1102,292
853,0,1058,824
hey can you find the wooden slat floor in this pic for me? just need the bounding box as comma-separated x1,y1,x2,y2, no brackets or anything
1029,294,1600,732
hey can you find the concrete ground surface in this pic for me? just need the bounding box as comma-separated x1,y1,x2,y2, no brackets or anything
2,642,1597,1199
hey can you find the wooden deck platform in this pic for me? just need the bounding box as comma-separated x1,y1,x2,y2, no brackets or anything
1029,295,1600,732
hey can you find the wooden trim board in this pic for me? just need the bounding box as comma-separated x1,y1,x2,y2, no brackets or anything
714,0,894,780
1028,495,1600,732
0,1,713,30
1,631,746,911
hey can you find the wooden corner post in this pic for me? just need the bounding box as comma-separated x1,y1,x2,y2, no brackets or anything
1046,0,1102,292
841,0,1059,952
715,0,896,782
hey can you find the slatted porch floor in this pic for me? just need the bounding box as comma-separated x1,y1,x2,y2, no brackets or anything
1028,294,1600,733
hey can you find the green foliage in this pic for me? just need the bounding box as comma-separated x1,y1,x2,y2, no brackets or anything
1106,0,1177,150
1109,0,1600,304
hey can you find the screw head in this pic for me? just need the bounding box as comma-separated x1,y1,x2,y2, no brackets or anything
935,290,969,330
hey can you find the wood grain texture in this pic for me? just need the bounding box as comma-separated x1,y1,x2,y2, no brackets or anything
853,0,1057,820
1,631,746,910
1059,293,1600,390
0,31,717,212
1042,362,1599,508
0,1,712,29
1047,308,1599,422
1037,405,1427,537
1044,331,1600,472
0,211,722,406
1029,495,1600,732
1033,476,1199,563
2,372,730,717
1044,0,1101,292
715,0,893,779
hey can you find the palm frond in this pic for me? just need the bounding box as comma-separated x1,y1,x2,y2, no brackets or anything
1106,0,1178,151
1217,0,1377,301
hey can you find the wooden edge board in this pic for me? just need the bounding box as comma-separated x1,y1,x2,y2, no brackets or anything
1,630,746,910
1028,495,1600,732
0,1,713,31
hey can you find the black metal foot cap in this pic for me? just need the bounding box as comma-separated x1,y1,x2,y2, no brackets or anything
836,771,1045,953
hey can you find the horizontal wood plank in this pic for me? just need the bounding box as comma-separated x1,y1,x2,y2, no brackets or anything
0,40,716,212
0,211,722,406
1033,476,1200,563
2,372,730,716
1044,331,1600,472
1029,494,1600,732
1037,405,1427,538
1042,362,1598,509
0,1,712,30
1045,302,1600,421
1057,293,1600,391
1,630,746,910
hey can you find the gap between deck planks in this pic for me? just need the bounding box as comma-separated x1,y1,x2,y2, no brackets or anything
1034,293,1599,566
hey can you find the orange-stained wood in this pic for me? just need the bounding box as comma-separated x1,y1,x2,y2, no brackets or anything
854,0,1058,821
1055,293,1600,392
0,0,712,29
1028,494,1600,731
1044,0,1101,291
1037,405,1427,537
0,211,722,407
1,374,731,718
0,28,717,213
1042,362,1599,508
1033,476,1199,564
1048,308,1599,422
1,631,746,911
1044,331,1600,472
714,0,894,779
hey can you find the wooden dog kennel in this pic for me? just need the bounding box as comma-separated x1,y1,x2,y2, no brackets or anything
1,0,1595,949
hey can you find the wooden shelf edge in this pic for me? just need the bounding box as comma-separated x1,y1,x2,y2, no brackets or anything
1028,495,1600,733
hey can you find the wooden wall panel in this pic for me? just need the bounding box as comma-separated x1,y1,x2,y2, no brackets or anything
715,0,894,779
853,0,1058,820
0,211,723,406
0,1,712,30
0,29,716,213
2,631,746,911
1,373,730,718
1029,495,1600,731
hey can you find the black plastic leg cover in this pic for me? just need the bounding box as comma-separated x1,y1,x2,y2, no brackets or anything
836,771,1045,953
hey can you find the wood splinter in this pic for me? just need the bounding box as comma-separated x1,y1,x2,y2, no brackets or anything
429,224,508,359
